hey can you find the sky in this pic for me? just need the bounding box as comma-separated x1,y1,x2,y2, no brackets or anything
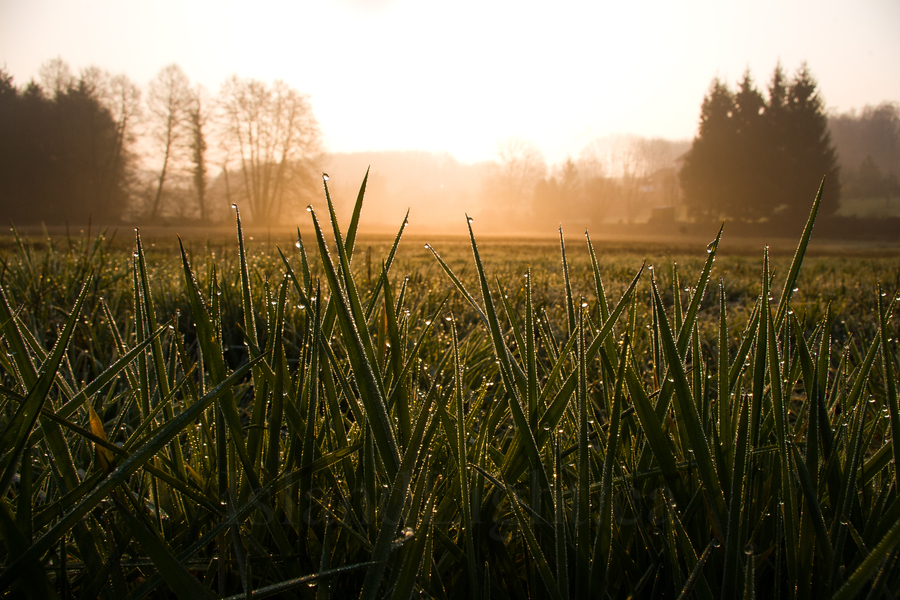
1,0,898,165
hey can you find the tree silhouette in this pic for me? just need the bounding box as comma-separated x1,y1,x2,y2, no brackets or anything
218,77,321,224
147,64,194,220
679,78,736,221
778,64,840,221
680,63,840,225
0,63,134,224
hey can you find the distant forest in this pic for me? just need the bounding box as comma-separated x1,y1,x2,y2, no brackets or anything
0,58,897,230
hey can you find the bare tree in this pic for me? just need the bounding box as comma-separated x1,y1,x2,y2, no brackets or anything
218,76,320,224
579,135,688,223
147,64,193,219
38,57,74,97
90,70,142,214
495,138,547,206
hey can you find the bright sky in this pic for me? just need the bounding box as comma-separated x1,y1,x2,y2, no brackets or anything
1,0,898,165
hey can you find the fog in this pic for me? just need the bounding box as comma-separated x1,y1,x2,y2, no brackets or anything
320,136,690,237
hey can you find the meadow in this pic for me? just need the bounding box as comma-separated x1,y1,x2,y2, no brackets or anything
1,177,899,599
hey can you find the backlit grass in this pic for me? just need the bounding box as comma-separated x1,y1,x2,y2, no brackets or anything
1,176,899,599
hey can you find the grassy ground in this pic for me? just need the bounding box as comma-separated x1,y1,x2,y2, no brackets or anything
1,180,899,598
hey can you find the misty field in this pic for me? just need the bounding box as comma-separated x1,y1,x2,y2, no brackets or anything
1,179,900,599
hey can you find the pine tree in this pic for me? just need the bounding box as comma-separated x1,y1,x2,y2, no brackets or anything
680,63,841,225
778,63,841,222
680,78,736,220
731,69,769,220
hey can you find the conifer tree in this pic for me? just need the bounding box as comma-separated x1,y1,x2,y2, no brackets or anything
679,78,736,220
680,63,840,225
732,69,769,220
778,63,841,221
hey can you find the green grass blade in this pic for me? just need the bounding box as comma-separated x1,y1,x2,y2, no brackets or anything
0,354,263,591
559,226,577,337
774,178,825,329
451,316,480,597
832,517,900,600
0,276,92,498
878,287,900,489
590,339,628,593
114,498,218,600
652,277,727,531
307,206,400,479
505,483,564,600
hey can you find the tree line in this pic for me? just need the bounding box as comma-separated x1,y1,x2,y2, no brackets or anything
829,103,900,203
0,59,321,225
679,63,841,225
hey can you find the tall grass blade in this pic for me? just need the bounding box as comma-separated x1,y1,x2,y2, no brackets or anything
307,206,400,479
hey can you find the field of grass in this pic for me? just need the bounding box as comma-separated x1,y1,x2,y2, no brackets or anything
1,177,899,599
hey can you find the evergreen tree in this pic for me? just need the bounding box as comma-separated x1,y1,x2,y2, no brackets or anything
680,63,840,225
732,69,769,220
0,64,133,224
679,78,736,220
778,63,840,221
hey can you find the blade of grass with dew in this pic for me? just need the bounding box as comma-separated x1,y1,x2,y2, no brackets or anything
308,206,400,479
574,303,590,597
721,392,751,599
113,497,218,600
504,481,564,600
358,347,441,600
265,275,290,481
560,226,577,338
0,354,263,591
765,296,800,586
652,277,727,533
450,315,480,598
774,178,825,330
297,281,321,550
504,264,644,481
878,287,900,489
832,516,900,600
134,231,186,479
323,177,384,383
464,215,552,509
363,210,409,322
0,276,91,498
589,338,628,594
178,238,263,493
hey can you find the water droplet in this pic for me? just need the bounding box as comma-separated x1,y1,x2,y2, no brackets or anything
231,203,238,209
322,173,330,181
706,241,715,253
581,301,589,308
425,320,432,325
467,217,474,224
306,205,313,212
792,287,799,293
295,240,302,249
424,243,431,249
